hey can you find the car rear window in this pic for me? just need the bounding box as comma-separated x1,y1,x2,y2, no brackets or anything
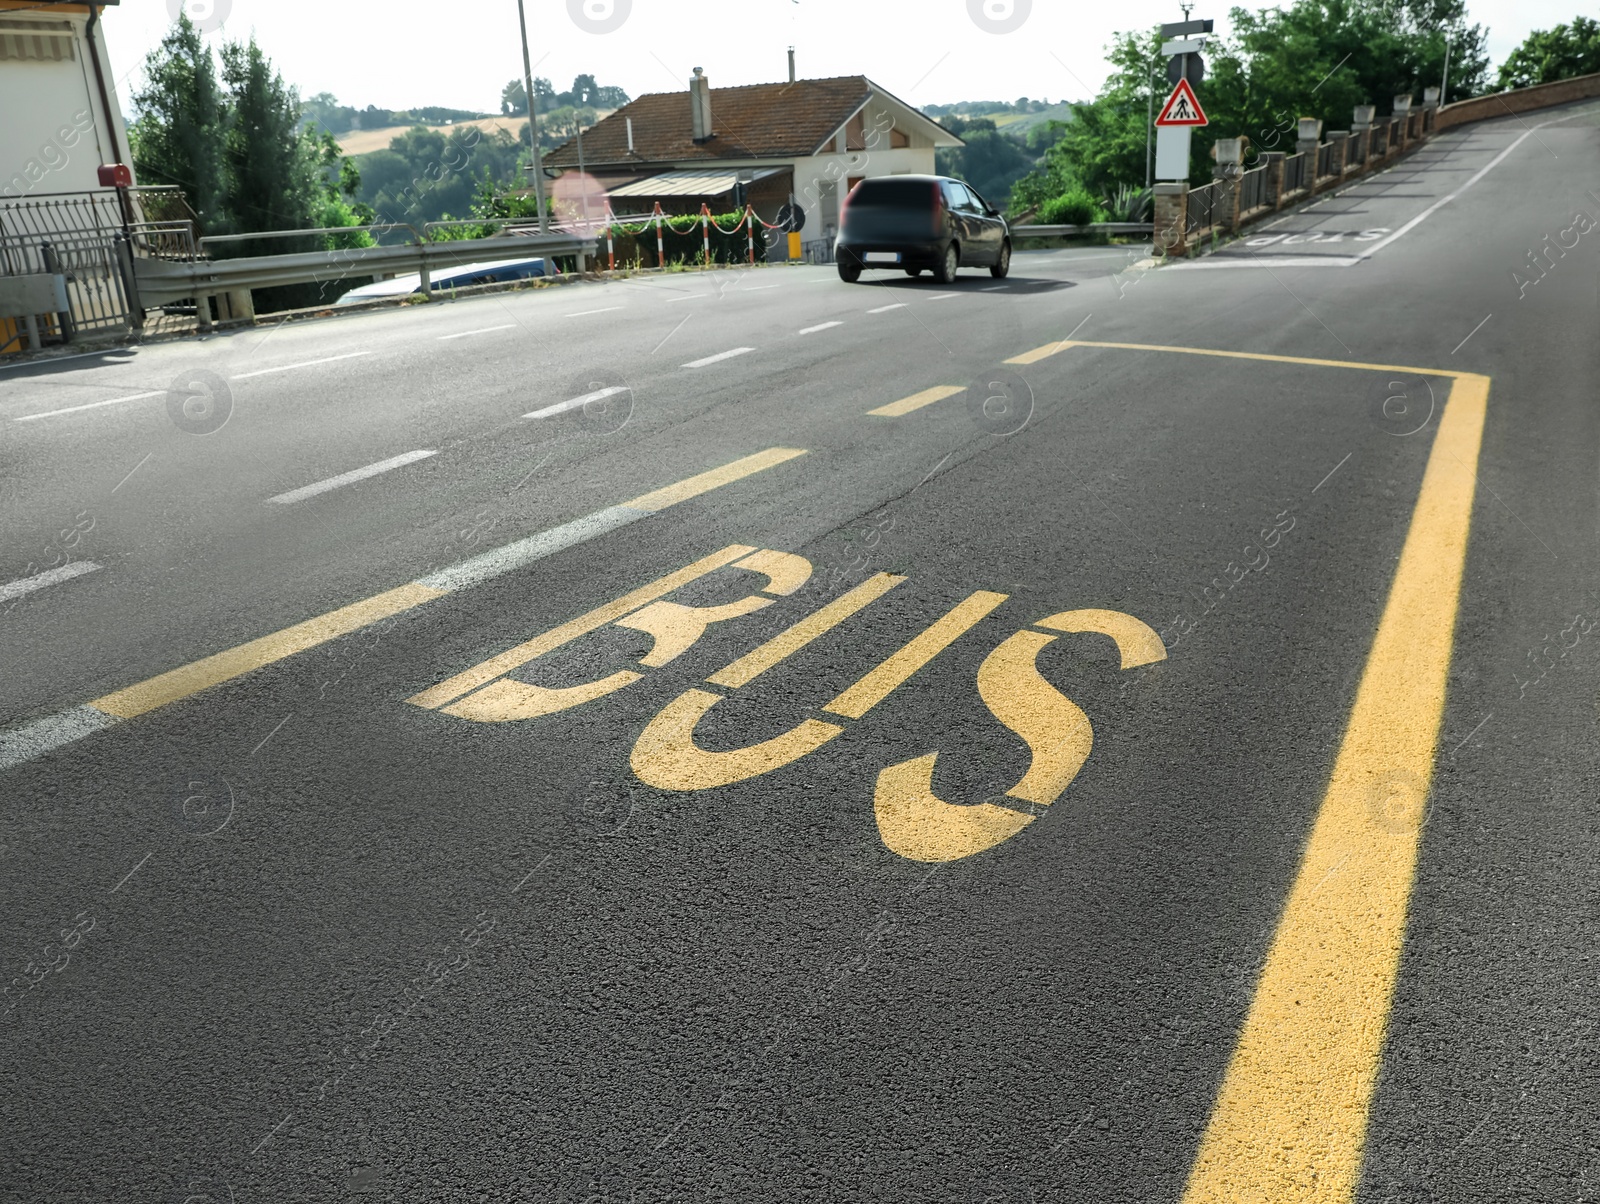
849,179,935,208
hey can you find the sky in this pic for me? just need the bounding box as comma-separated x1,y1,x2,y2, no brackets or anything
103,0,1585,118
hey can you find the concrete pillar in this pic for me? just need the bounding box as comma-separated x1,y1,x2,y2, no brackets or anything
1213,137,1244,232
1152,182,1188,257
1331,132,1349,176
1393,96,1412,149
1261,152,1286,209
1351,106,1374,174
1296,118,1324,195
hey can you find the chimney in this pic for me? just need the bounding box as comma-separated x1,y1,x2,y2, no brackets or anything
788,47,796,84
689,67,713,141
626,117,634,154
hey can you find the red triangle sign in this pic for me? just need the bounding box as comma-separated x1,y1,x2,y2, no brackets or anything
1156,78,1208,127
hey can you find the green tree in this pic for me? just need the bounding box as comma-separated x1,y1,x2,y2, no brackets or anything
1495,17,1600,90
128,12,227,234
218,35,324,252
935,118,1034,208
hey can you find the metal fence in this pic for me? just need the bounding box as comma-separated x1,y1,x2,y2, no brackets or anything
1315,140,1335,179
1347,133,1366,167
1238,163,1270,213
1281,152,1308,196
801,238,835,265
0,187,200,339
1186,181,1221,232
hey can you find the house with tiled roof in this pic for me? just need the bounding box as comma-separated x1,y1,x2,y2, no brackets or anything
541,67,961,254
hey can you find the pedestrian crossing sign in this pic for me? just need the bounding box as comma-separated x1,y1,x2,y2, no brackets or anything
1156,78,1208,127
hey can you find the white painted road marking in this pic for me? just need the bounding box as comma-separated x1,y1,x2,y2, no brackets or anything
1180,103,1600,270
13,391,164,422
867,303,907,314
683,347,755,368
798,322,843,335
0,561,102,603
265,449,437,505
565,307,625,317
231,352,371,380
925,294,957,301
525,386,629,420
438,324,517,340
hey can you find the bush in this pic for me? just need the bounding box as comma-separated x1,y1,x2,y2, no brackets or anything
1036,188,1103,226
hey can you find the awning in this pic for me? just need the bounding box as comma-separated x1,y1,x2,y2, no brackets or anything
608,168,784,198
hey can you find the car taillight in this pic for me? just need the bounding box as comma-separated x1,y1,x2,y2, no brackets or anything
932,182,945,223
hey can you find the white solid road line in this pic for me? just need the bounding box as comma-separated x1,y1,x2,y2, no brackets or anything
565,307,625,317
683,347,755,368
738,284,781,291
867,303,907,314
13,390,164,422
666,295,705,302
798,321,843,335
0,560,102,604
265,449,437,505
231,351,370,379
1180,103,1600,270
438,324,517,340
525,385,629,420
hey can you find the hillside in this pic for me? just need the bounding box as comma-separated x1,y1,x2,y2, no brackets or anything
335,115,523,156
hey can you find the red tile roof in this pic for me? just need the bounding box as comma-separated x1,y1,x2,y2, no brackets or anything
544,76,876,167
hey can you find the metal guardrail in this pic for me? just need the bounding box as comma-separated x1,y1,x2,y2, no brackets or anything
131,231,591,310
1010,222,1154,238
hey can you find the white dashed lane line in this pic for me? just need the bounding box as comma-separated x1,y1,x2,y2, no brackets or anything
525,386,629,420
13,391,164,422
565,307,626,317
265,449,438,505
231,351,371,380
798,322,842,335
682,347,755,368
438,324,517,340
867,303,906,314
0,561,103,603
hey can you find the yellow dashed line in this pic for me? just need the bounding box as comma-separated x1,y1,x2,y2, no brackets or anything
867,386,966,417
621,447,807,512
90,584,446,719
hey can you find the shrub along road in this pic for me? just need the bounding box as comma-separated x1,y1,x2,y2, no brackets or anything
1,100,1597,1203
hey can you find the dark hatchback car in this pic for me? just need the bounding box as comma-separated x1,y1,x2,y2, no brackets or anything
834,174,1011,284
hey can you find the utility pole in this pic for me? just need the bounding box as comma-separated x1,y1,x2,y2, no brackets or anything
515,0,548,232
1440,38,1452,105
1146,57,1156,188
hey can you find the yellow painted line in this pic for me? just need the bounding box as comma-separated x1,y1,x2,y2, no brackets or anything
866,385,965,418
621,448,807,513
1003,340,1080,365
90,583,446,719
824,590,1007,719
1036,339,1474,380
706,572,904,690
1181,373,1489,1203
407,545,755,711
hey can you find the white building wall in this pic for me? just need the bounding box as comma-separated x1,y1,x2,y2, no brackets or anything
0,9,135,199
790,145,937,244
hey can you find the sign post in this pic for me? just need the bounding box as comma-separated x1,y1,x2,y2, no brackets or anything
1154,20,1211,182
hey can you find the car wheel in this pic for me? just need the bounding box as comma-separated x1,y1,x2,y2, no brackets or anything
935,244,959,284
837,260,862,283
904,267,924,277
990,241,1011,279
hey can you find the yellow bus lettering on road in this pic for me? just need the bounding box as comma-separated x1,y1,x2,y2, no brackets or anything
876,610,1166,862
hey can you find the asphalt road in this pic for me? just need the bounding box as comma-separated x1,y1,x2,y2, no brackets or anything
3,100,1599,1203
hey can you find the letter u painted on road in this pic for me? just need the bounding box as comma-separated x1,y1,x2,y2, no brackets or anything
412,548,1166,863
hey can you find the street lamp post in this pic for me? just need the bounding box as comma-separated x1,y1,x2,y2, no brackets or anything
514,0,549,232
